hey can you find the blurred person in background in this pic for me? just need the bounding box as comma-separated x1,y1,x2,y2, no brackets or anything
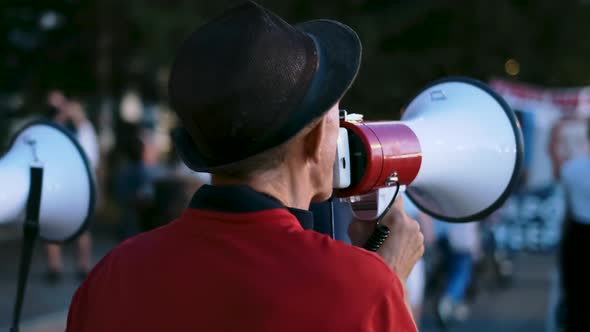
549,117,590,180
403,192,435,326
45,91,98,282
132,129,212,233
112,123,166,239
559,118,590,332
47,90,67,114
546,116,590,331
433,218,480,326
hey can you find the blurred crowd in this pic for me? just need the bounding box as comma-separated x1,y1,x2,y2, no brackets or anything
3,86,589,331
34,89,211,283
401,194,506,329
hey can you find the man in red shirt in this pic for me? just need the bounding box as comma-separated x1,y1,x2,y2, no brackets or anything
66,1,424,331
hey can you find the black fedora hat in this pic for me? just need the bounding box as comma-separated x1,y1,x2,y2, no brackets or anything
169,1,361,172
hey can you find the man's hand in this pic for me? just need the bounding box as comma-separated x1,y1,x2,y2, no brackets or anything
348,194,424,282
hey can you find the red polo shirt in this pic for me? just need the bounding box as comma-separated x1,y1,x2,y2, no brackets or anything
66,185,416,331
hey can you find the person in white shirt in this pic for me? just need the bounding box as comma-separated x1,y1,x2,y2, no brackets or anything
403,193,435,325
46,95,98,282
559,118,590,332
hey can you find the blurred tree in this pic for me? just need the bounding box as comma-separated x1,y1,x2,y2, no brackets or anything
2,0,590,120
1,1,95,92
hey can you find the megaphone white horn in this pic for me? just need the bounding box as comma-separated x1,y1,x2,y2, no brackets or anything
334,77,524,222
0,121,96,242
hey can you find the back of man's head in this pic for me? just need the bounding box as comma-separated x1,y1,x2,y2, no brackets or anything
167,1,361,178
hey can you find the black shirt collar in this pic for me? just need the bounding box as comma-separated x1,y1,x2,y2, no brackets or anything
189,185,314,230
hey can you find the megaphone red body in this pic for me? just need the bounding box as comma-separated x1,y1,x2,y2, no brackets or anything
336,121,422,196
333,77,524,222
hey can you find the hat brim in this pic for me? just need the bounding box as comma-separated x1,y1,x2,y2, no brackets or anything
175,19,362,172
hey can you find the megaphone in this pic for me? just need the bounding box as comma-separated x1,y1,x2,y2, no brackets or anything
1,120,96,331
333,77,523,222
0,121,96,242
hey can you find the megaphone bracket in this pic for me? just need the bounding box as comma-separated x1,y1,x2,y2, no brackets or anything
385,172,399,186
11,166,44,332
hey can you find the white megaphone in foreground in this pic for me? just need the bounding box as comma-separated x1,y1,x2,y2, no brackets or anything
333,77,523,222
0,121,96,242
1,121,96,331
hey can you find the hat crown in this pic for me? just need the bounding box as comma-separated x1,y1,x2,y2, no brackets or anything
168,1,318,164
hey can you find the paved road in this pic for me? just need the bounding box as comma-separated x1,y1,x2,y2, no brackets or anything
420,253,554,332
0,229,118,332
0,229,555,332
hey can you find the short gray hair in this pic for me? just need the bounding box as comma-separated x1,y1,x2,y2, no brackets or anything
212,117,322,179
212,140,291,179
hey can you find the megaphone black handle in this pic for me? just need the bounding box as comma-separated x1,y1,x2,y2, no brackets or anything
363,179,400,252
11,166,43,332
363,224,391,252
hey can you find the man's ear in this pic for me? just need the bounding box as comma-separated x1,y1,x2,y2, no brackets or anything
302,117,327,164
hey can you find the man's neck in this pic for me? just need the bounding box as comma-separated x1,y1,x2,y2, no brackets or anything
212,169,313,210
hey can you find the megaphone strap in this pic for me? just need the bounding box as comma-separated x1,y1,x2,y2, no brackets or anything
11,166,44,332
